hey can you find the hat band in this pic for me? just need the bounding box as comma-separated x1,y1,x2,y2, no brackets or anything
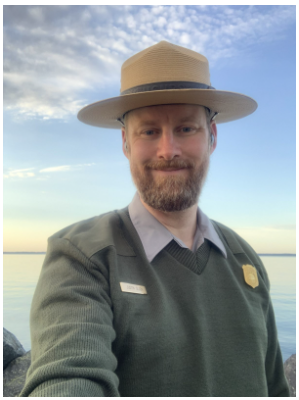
121,81,215,95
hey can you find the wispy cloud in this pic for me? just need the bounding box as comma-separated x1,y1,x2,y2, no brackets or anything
4,168,35,179
4,163,95,179
264,224,296,231
39,163,95,173
3,5,295,120
237,224,296,232
39,165,71,173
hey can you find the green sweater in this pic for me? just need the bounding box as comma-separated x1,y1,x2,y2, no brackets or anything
20,208,289,397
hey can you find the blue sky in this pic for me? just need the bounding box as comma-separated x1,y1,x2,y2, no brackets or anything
3,5,296,253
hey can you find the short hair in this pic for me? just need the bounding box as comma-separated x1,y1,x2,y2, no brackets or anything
204,107,213,137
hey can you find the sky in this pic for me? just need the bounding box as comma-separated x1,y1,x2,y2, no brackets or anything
3,5,296,253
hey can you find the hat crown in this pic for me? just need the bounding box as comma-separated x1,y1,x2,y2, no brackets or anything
121,41,211,93
78,40,258,128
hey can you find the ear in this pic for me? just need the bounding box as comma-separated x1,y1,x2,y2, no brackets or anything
121,128,129,159
209,122,217,155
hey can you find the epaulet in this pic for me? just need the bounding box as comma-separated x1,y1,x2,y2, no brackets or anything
48,208,135,259
211,220,269,286
211,220,245,255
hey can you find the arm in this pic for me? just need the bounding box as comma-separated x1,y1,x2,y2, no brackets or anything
257,261,290,397
20,237,120,397
265,300,290,397
210,221,290,396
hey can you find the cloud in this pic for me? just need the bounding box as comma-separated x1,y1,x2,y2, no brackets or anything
237,224,296,233
4,163,95,178
39,165,71,173
4,168,35,179
40,163,95,173
3,5,295,120
265,224,296,231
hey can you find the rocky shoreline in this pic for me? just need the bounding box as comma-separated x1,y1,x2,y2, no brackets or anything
3,327,296,397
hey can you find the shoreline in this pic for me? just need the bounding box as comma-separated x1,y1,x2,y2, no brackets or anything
3,252,296,256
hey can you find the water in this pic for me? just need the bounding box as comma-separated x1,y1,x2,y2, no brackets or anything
3,254,296,361
3,254,45,350
262,256,296,361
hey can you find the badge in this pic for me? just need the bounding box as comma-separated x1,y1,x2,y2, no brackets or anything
120,282,147,294
242,264,259,288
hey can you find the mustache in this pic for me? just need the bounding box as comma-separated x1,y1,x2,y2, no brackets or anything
144,159,195,170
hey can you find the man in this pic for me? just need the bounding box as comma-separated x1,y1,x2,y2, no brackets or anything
21,41,289,397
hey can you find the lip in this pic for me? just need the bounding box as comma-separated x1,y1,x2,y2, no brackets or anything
153,168,186,173
158,168,182,171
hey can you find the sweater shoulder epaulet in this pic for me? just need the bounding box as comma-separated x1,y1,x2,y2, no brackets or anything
48,208,135,259
211,220,246,255
212,220,257,258
211,220,269,286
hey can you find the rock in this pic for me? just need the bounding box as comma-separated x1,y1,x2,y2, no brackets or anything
3,328,25,369
3,351,31,397
284,354,296,397
2,327,297,397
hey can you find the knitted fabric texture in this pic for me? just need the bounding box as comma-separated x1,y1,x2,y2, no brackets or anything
20,208,289,397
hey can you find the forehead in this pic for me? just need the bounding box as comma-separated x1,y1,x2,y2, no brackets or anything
125,104,207,126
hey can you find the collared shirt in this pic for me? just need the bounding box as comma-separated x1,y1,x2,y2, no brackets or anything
128,192,227,262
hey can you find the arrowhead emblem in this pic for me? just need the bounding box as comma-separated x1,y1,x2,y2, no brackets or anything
242,264,259,289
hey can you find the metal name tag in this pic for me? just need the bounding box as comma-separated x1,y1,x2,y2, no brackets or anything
120,282,147,294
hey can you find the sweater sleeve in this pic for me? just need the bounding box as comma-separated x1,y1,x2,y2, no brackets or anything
256,260,290,397
265,300,290,397
212,222,290,396
20,237,120,397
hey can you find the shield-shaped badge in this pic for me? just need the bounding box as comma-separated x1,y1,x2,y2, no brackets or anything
242,264,259,289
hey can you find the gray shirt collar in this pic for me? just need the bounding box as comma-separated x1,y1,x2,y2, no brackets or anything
128,192,227,262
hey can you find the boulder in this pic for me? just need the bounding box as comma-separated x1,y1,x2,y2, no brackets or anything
3,351,31,397
284,354,296,397
3,328,25,369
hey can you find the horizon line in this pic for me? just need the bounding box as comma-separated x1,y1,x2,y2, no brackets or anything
3,252,297,256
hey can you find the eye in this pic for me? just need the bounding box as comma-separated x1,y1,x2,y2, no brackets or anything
179,126,196,135
141,129,158,138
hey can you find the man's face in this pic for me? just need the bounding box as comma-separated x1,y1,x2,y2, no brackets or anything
122,104,217,212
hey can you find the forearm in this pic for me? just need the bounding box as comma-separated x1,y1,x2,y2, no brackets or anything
20,237,120,397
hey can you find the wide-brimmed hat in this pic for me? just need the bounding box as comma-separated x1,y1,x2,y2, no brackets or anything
77,41,257,128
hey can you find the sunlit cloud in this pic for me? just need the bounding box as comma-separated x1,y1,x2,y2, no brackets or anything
3,5,295,121
237,224,296,232
235,225,296,254
4,168,35,179
39,163,95,173
4,163,95,178
264,224,296,232
39,165,71,173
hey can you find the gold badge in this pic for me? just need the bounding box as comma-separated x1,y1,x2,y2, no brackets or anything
242,264,259,288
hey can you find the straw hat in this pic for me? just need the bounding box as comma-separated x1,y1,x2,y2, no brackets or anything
77,41,257,128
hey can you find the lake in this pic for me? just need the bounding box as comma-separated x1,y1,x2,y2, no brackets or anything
3,254,296,361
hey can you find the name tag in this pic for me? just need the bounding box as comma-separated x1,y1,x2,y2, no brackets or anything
120,282,147,295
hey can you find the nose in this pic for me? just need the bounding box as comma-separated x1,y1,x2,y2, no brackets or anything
156,130,181,160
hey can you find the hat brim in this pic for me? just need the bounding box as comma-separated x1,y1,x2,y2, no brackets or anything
77,89,257,129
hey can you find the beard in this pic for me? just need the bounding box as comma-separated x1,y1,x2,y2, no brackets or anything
130,152,210,212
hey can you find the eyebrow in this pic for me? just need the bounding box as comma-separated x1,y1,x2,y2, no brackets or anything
136,116,201,127
177,116,201,124
137,120,158,126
